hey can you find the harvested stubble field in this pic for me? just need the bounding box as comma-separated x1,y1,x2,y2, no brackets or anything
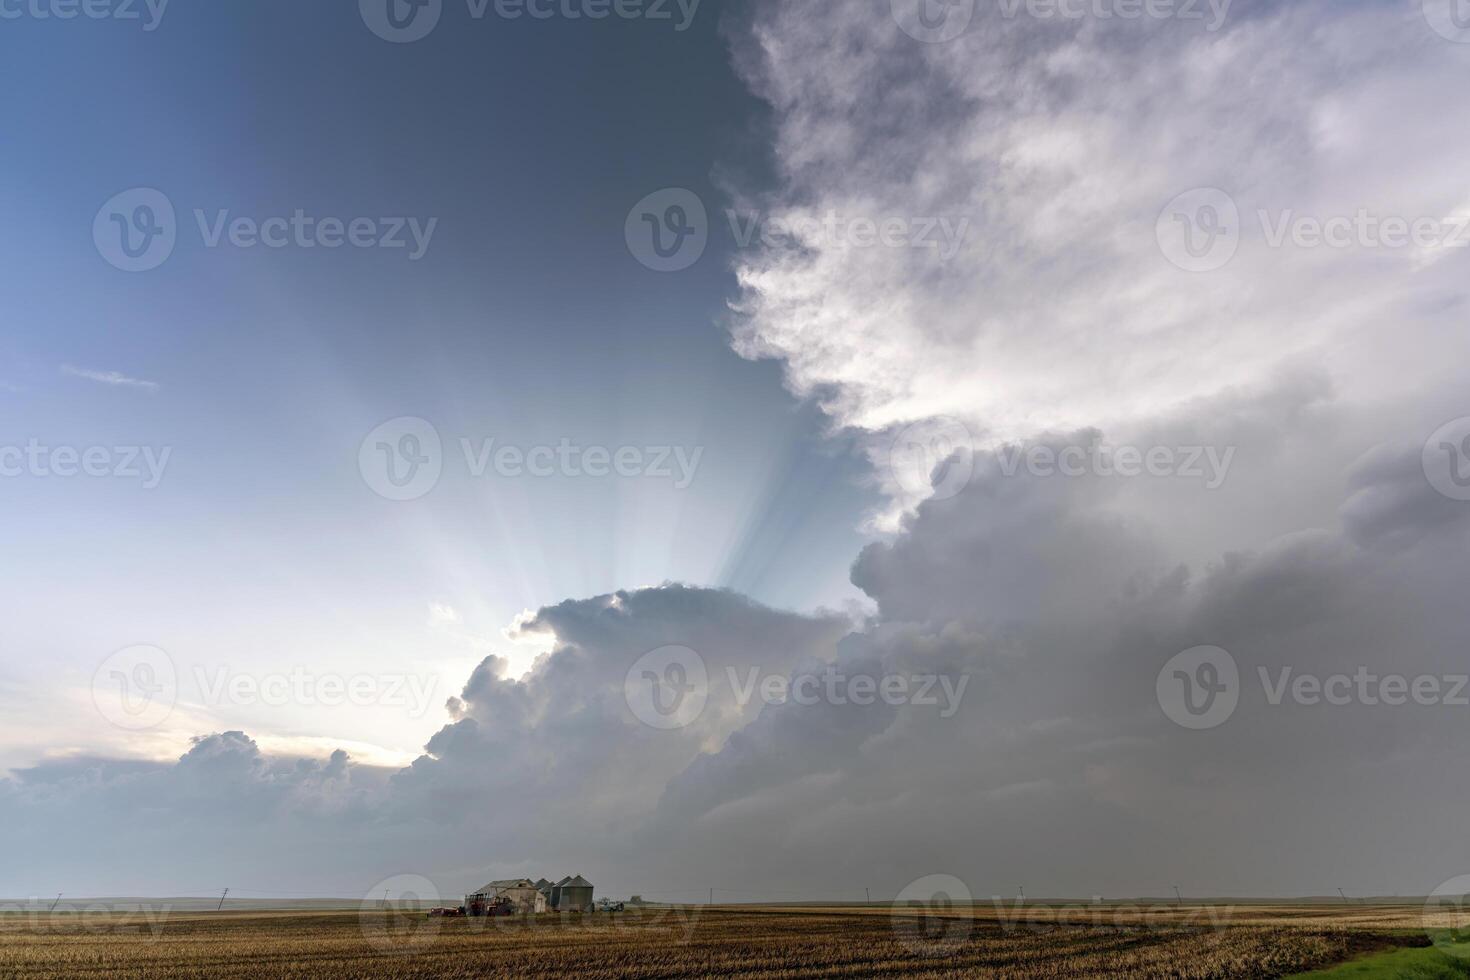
0,903,1444,979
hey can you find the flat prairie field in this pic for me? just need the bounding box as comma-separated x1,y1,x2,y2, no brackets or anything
0,903,1460,979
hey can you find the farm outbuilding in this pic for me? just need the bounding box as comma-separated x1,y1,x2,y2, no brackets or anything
465,878,548,915
552,875,595,913
464,875,594,915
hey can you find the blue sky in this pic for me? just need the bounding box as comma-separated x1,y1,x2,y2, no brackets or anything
1,2,880,768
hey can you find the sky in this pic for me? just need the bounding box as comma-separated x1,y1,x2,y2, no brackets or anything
3,0,1470,906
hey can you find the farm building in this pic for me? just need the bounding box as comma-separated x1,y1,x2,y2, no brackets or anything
549,875,595,912
464,875,595,915
465,878,548,915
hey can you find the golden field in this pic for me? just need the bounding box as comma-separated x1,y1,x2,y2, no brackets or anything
0,902,1459,978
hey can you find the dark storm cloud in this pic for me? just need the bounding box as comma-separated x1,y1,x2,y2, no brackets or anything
8,374,1467,899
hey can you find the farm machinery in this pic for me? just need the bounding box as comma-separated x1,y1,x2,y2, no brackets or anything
465,896,514,918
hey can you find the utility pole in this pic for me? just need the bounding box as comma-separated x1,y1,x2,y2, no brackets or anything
1018,886,1025,906
865,888,871,906
708,888,714,906
1338,889,1350,905
382,889,390,909
217,888,229,912
1173,886,1183,907
49,893,62,912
